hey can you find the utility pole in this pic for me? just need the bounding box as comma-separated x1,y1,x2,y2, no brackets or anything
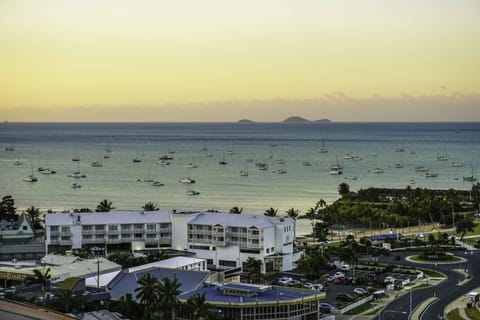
97,258,100,288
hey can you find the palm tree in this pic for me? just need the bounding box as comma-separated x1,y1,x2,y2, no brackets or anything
338,183,350,199
33,267,51,295
186,293,213,320
55,289,74,313
229,206,243,214
158,276,181,320
96,199,114,212
118,293,139,319
264,207,278,217
135,274,161,318
285,208,299,219
25,205,43,229
0,195,16,221
143,202,159,211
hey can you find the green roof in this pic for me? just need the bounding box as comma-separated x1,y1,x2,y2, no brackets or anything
59,277,83,290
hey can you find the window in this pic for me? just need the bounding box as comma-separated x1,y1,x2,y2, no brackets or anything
207,259,213,265
61,236,70,241
95,225,105,231
108,225,118,231
108,235,118,240
61,226,70,232
50,226,59,232
134,224,143,229
51,236,59,241
121,234,130,239
95,235,104,240
147,224,156,231
83,225,92,231
22,226,28,230
134,233,143,239
219,260,236,267
83,235,92,240
121,224,131,231
147,234,156,239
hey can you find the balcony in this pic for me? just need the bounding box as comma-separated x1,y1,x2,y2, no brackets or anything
83,238,103,244
106,238,122,244
133,228,144,233
107,230,120,234
81,229,96,235
248,233,261,239
247,242,263,249
228,232,248,238
59,231,71,236
212,240,226,246
158,226,171,232
59,240,72,246
145,229,158,234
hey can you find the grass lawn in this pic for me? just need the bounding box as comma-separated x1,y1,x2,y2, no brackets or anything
446,308,463,320
410,254,462,264
463,236,480,245
465,306,480,319
453,222,480,237
419,268,446,278
344,301,373,315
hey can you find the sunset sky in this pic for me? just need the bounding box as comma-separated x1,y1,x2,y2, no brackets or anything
1,0,479,122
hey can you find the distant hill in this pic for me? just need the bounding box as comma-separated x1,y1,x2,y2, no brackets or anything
283,116,310,123
312,119,331,123
283,116,331,123
238,119,255,123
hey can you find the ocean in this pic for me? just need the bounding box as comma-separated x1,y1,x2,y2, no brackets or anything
1,122,479,235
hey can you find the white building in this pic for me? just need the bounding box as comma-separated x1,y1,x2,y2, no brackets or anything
45,211,301,273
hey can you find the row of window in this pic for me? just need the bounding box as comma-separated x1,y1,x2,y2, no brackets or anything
51,223,170,232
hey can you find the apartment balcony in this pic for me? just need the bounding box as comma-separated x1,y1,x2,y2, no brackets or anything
189,238,211,245
81,230,97,235
247,242,263,249
158,227,172,233
106,238,123,244
59,240,72,246
188,229,211,235
120,228,132,233
133,228,144,233
59,231,71,236
82,238,103,244
145,229,158,234
212,240,226,246
228,232,248,238
212,231,225,237
49,230,60,236
107,230,121,235
248,233,261,239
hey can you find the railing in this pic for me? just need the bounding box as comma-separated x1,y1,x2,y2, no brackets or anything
248,233,261,239
83,238,104,244
49,231,60,236
228,232,248,238
133,228,144,232
106,238,122,244
59,240,72,245
107,230,120,234
189,229,212,235
212,240,226,246
59,231,71,236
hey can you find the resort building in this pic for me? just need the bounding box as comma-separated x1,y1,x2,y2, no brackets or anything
45,211,302,273
0,213,45,260
177,282,325,320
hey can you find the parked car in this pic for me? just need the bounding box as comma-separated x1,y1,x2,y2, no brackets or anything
319,303,336,313
311,284,324,291
384,276,396,283
303,282,313,289
340,264,351,271
353,288,368,295
336,293,354,302
334,272,345,278
333,277,343,284
326,275,335,282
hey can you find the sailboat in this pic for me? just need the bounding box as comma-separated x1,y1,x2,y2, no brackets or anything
319,140,328,153
463,165,477,182
219,152,227,165
137,168,154,182
23,161,38,182
72,150,80,162
103,146,112,159
68,161,86,179
328,157,343,175
132,148,142,163
186,189,200,196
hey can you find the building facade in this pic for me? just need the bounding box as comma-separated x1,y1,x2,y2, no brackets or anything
45,211,301,273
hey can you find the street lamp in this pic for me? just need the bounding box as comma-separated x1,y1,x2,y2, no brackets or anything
380,309,407,320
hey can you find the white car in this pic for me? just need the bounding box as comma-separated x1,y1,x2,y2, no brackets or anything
340,264,351,271
384,276,396,283
312,284,324,291
334,272,345,279
353,288,367,295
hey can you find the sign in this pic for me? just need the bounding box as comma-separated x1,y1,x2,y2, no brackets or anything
0,271,29,282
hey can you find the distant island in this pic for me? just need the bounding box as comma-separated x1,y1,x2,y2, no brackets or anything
238,119,255,123
283,116,331,123
237,117,331,123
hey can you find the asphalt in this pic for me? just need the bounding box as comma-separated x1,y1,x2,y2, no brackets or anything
374,250,480,320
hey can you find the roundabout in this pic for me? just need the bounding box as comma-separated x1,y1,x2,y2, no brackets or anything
405,253,465,264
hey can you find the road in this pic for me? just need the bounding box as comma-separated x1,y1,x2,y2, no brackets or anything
375,250,480,320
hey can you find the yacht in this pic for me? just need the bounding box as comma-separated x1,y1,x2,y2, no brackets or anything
255,163,268,171
132,158,142,163
345,176,358,181
151,181,164,187
179,177,196,184
23,175,38,182
69,171,86,179
219,153,227,165
13,160,23,166
415,166,428,172
352,156,363,161
71,183,81,189
328,167,342,175
395,148,405,152
72,150,80,162
40,168,56,175
137,168,154,182
185,162,198,168
5,144,15,152
371,168,384,174
91,161,103,167
274,168,287,174
186,189,200,196
463,176,477,182
394,163,404,168
157,160,171,166
344,153,353,160
159,155,174,161
425,172,438,178
240,170,249,176
436,155,448,161
451,161,463,167
302,161,312,166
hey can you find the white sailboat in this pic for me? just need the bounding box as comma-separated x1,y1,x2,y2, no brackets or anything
319,140,328,153
24,162,38,182
137,168,154,182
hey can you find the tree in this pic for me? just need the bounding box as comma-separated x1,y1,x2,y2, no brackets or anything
143,202,159,211
313,221,330,242
135,273,161,319
338,183,350,199
96,199,114,212
243,257,262,282
285,208,299,219
33,267,51,295
54,289,74,313
157,276,181,320
304,207,317,220
0,195,16,220
456,217,475,240
25,206,43,229
186,293,213,320
264,207,278,217
229,206,243,214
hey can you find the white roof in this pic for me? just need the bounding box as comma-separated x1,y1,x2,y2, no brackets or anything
45,211,172,226
51,257,121,279
188,212,292,229
85,270,121,288
127,256,206,273
41,254,80,266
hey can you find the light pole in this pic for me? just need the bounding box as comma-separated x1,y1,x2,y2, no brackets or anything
380,309,407,320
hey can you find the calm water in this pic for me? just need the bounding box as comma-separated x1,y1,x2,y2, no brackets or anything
1,122,479,234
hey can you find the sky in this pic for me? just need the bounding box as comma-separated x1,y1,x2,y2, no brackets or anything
0,0,479,122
